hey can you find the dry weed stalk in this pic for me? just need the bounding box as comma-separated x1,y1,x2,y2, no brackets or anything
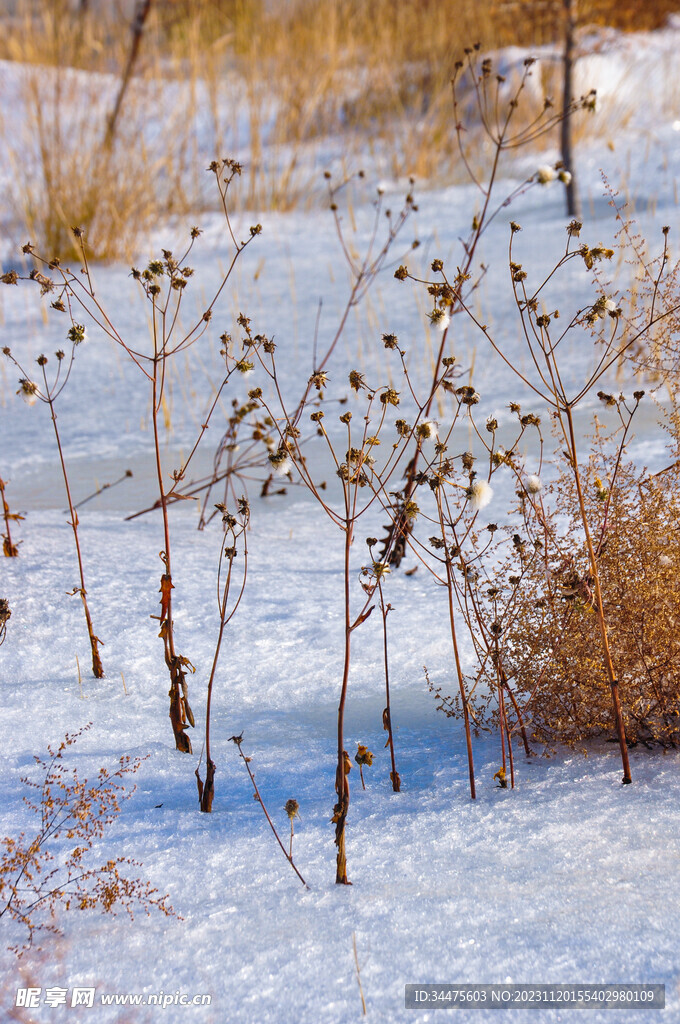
3,334,104,677
0,725,177,954
0,478,23,557
228,734,308,888
353,931,367,1016
251,311,456,881
406,403,544,793
73,469,134,512
434,218,680,782
0,599,10,646
382,48,593,568
362,550,400,791
9,160,263,751
196,498,250,813
285,799,300,860
354,744,374,792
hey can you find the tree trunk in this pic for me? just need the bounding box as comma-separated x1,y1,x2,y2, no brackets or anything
561,0,582,219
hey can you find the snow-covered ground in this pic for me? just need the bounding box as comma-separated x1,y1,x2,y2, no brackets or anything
1,21,680,1024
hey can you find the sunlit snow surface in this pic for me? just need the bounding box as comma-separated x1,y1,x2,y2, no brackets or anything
2,23,680,1024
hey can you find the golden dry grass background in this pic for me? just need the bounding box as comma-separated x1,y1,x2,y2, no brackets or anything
1,0,679,257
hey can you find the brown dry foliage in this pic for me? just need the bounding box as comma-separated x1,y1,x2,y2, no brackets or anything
0,725,177,954
505,436,680,749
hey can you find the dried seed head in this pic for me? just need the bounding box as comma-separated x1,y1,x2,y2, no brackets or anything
355,744,374,767
269,450,292,476
466,479,493,512
416,420,437,440
536,165,557,185
285,798,300,821
17,379,39,405
68,323,87,345
380,388,400,407
429,308,451,332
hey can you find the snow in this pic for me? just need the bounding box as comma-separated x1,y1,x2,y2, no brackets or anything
1,20,680,1024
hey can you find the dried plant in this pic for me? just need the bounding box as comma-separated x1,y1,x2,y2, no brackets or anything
506,414,680,750
0,725,177,954
170,169,418,524
3,334,104,677
0,478,23,557
436,212,679,781
250,337,453,881
228,734,307,888
354,745,374,792
381,47,593,568
361,550,400,791
616,215,680,387
388,147,680,786
196,498,250,813
73,469,133,512
0,598,10,646
285,799,300,860
408,402,543,794
235,178,426,884
7,159,263,751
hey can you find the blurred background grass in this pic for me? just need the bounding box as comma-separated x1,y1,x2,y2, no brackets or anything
0,0,678,258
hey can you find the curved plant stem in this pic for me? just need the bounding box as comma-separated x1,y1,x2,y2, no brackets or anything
229,734,308,888
46,391,104,679
564,405,631,783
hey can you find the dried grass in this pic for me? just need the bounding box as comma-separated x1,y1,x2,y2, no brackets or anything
2,0,680,253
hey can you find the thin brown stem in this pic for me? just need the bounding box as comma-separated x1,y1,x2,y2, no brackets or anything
229,735,308,888
444,554,476,800
565,405,631,783
0,478,20,557
45,388,103,679
151,358,192,753
334,521,354,885
377,580,400,792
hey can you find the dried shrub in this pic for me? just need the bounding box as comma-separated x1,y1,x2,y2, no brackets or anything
506,435,680,749
0,726,177,954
